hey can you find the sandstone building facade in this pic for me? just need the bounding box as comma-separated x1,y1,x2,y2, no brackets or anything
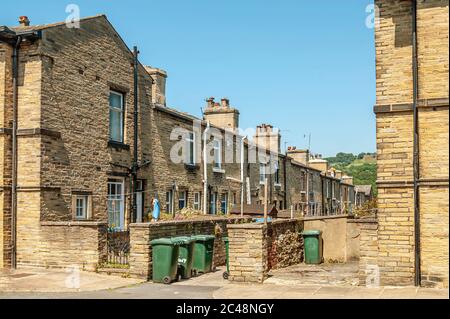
372,0,449,287
1,15,356,271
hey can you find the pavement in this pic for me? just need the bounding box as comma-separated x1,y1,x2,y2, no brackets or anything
0,267,143,293
214,283,449,299
0,265,448,299
266,262,360,286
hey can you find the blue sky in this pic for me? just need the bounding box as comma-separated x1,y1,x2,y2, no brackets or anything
2,0,376,157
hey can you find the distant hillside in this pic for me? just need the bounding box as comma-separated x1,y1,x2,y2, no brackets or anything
325,152,377,196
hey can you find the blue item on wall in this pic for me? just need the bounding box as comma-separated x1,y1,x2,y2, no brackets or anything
152,198,161,221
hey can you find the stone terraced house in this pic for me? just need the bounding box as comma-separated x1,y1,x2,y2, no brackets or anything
0,15,355,271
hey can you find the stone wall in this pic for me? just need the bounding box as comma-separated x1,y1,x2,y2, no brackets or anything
358,219,379,286
18,220,107,271
227,219,303,283
129,217,250,280
303,215,350,263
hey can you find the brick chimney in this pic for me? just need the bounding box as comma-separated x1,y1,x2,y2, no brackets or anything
19,16,30,27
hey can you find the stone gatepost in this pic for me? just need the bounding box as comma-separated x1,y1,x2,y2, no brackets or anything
129,223,152,280
227,223,268,283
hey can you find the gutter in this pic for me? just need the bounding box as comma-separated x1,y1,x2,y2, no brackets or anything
411,0,421,287
10,36,22,269
132,46,139,223
240,136,247,217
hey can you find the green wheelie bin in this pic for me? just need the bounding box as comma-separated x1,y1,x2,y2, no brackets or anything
222,237,230,280
302,230,323,264
174,236,195,279
150,237,183,284
192,235,215,274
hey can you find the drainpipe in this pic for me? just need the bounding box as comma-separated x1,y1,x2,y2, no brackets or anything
283,155,287,210
240,136,247,217
202,122,211,214
412,0,421,287
131,46,139,224
11,35,22,269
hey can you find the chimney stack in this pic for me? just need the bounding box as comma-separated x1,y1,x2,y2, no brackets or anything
254,124,281,154
203,97,240,129
19,16,30,27
144,66,167,106
286,148,309,165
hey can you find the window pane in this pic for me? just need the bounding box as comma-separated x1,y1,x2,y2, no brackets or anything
189,139,194,164
107,182,124,230
75,196,87,219
178,191,186,209
213,140,221,168
109,92,123,109
110,110,123,142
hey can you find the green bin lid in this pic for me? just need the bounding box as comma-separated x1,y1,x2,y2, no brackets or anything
302,230,322,236
173,236,194,244
150,237,174,245
192,234,215,241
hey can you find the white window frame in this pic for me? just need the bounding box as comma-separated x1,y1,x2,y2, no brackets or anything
74,195,90,220
259,163,266,185
178,191,187,210
109,90,124,143
186,132,196,165
274,160,280,185
166,190,173,214
107,179,125,231
193,192,201,210
213,139,222,169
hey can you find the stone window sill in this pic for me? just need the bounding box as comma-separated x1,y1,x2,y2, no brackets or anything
185,164,200,171
108,140,130,150
213,167,225,174
41,221,106,227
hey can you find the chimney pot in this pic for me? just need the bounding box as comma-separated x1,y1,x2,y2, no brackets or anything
206,97,215,108
19,16,30,26
221,98,229,108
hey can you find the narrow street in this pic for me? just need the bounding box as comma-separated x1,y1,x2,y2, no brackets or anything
1,265,447,299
